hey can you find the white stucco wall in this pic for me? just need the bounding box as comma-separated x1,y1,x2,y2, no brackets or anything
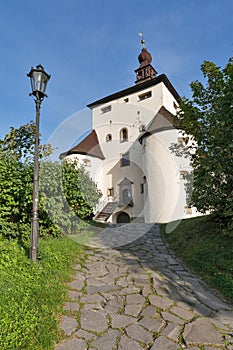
161,83,179,115
65,78,200,223
90,85,190,223
92,84,164,130
144,129,192,223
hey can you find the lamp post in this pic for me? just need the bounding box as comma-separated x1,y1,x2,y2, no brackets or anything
27,65,51,262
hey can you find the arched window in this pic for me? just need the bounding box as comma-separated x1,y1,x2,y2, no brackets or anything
106,134,112,142
120,128,128,142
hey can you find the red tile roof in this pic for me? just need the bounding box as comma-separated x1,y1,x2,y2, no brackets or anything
60,130,105,160
138,106,178,143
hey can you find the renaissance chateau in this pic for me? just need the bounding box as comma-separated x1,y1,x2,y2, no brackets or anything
61,39,199,224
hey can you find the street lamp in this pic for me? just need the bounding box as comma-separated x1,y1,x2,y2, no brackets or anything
27,65,51,262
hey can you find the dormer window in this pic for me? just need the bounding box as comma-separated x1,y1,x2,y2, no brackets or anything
106,134,112,142
120,128,128,142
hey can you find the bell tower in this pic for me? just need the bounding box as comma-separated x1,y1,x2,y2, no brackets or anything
135,34,157,84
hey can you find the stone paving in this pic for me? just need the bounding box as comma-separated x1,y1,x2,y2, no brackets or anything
54,224,233,350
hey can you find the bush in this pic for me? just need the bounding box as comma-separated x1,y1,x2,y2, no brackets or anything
0,122,102,239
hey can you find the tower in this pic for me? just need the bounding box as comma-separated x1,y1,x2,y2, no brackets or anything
61,36,199,224
135,34,157,84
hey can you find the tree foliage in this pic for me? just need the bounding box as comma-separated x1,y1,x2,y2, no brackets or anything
0,122,101,240
62,159,102,219
0,122,52,162
177,58,233,229
39,159,102,234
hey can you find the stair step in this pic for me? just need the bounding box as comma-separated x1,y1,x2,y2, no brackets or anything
95,201,118,221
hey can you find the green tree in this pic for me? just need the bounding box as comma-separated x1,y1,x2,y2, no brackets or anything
177,58,233,229
0,121,102,238
0,122,52,162
62,159,101,220
40,159,102,234
0,122,52,240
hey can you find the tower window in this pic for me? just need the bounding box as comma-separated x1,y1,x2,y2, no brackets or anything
120,152,130,167
101,105,112,114
140,183,144,193
120,128,128,142
106,134,112,142
138,91,152,101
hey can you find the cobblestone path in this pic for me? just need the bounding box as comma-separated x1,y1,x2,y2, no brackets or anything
54,224,233,350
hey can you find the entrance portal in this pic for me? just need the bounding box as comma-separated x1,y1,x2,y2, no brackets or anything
116,212,130,223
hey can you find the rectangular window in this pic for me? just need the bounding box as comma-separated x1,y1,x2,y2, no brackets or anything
120,152,130,167
107,188,114,197
140,183,144,194
101,105,112,114
138,91,152,101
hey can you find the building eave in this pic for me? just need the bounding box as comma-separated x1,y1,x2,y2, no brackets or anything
87,74,180,109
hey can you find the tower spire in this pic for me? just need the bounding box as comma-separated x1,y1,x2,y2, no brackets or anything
138,32,146,48
135,34,157,84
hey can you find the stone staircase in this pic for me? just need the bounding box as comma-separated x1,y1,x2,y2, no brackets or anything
94,200,118,222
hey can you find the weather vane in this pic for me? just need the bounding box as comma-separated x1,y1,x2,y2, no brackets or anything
138,32,146,48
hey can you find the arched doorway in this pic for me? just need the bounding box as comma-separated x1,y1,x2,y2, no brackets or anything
116,212,130,223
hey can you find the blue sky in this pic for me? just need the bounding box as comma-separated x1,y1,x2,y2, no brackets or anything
0,0,232,156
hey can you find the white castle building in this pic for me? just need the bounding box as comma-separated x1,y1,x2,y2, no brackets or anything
61,42,199,224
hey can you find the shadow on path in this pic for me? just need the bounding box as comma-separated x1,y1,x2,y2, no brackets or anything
54,224,233,350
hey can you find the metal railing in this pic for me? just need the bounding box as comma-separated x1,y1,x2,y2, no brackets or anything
94,195,119,216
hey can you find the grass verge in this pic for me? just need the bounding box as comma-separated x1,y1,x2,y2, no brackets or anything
161,215,233,303
0,234,85,350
